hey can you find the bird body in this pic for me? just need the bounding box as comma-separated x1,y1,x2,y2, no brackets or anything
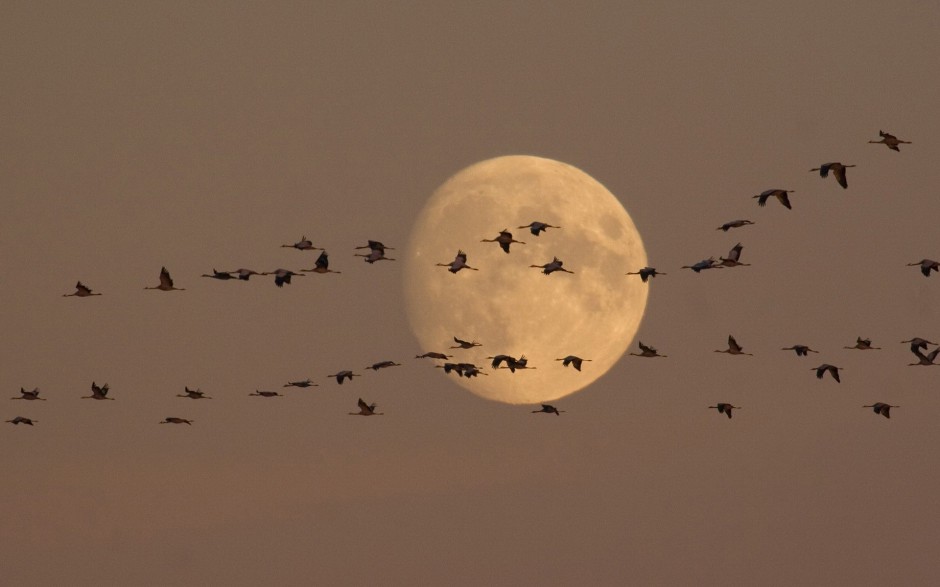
709,403,739,419
782,345,818,357
630,341,666,358
868,130,910,152
532,404,564,415
249,390,282,397
282,236,322,251
908,259,940,277
481,229,525,253
626,267,665,282
902,338,937,356
63,281,101,297
716,335,752,356
82,382,114,400
327,370,359,384
160,417,193,425
450,337,481,349
6,416,36,425
437,250,477,273
284,379,318,388
812,364,842,383
908,348,940,366
349,397,383,416
177,387,211,399
863,403,897,418
264,268,303,287
416,351,452,360
145,267,185,291
753,189,793,209
718,243,750,267
356,249,395,263
556,355,591,371
301,251,340,274
224,268,262,281
202,269,235,280
518,221,560,236
367,361,401,370
810,162,855,189
13,387,46,401
530,257,573,275
682,257,722,272
717,219,755,231
845,337,880,350
355,240,394,255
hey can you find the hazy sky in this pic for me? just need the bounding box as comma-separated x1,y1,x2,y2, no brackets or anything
4,2,940,585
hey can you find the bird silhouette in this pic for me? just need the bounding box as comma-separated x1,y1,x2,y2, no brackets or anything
753,189,793,209
812,364,842,383
327,370,360,384
844,337,880,350
863,403,897,418
5,416,36,426
415,351,452,360
532,404,564,415
354,240,394,255
355,248,395,263
630,341,667,358
450,337,481,349
249,390,282,397
901,338,937,356
556,355,591,371
626,267,666,282
718,243,750,267
907,259,940,277
301,251,341,274
530,257,573,275
810,162,855,189
201,269,235,280
160,417,193,425
518,221,560,236
908,348,940,366
144,267,185,291
481,229,525,253
709,403,740,419
781,345,819,357
12,387,46,401
868,130,910,152
63,281,102,297
177,387,211,399
437,250,478,273
366,361,401,370
82,382,114,400
283,379,318,388
263,268,304,287
682,257,723,272
349,397,383,416
281,235,322,251
715,335,752,356
716,219,755,231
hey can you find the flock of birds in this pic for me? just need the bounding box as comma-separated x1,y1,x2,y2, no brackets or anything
7,130,927,427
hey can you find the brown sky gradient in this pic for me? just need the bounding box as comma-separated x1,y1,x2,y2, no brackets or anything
3,2,940,585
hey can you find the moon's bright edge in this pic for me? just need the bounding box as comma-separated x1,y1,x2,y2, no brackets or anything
403,155,648,404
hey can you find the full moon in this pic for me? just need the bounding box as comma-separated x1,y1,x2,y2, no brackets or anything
403,155,648,404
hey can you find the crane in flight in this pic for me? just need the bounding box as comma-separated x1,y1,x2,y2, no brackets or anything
868,130,911,152
12,388,46,401
626,267,665,282
327,370,360,384
201,269,236,280
263,268,304,287
283,379,318,388
83,382,115,400
530,257,573,275
450,337,482,349
415,351,452,360
682,257,723,273
718,243,750,268
145,267,185,291
437,250,478,273
810,162,856,189
812,364,842,383
630,341,667,358
63,281,102,297
715,335,752,356
5,416,36,426
908,348,940,366
532,404,565,415
781,345,819,357
301,251,341,274
518,221,560,236
349,398,383,416
177,387,212,399
249,390,283,397
366,361,401,371
481,229,525,253
716,219,754,231
753,189,793,209
709,403,740,419
901,337,937,356
844,337,880,350
281,235,322,251
160,417,193,425
556,355,591,371
907,259,940,277
863,403,897,418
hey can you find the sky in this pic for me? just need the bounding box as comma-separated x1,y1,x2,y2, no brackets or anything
3,2,940,585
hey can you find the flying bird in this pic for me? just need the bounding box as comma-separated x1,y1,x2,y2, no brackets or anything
753,189,793,209
556,355,591,371
201,269,236,280
481,229,525,253
355,240,394,255
82,381,114,400
518,221,560,236
812,364,842,383
716,219,755,232
682,257,723,273
709,403,740,419
908,348,940,366
281,235,322,251
437,363,487,378
489,355,533,373
715,335,752,356
718,243,750,267
530,257,573,275
5,416,36,426
327,370,360,384
436,250,478,273
532,404,565,415
907,259,940,277
844,337,880,350
868,130,910,152
12,387,46,401
781,345,819,357
415,351,452,360
349,397,383,416
901,338,936,355
355,248,395,263
145,267,185,291
249,390,283,397
263,268,304,287
863,403,897,419
224,268,263,281
177,387,211,399
450,337,482,349
283,379,318,388
630,341,667,358
160,417,193,425
301,251,341,274
63,281,102,297
366,361,401,371
810,162,856,189
626,267,666,282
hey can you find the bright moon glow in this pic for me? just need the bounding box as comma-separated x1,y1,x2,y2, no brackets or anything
404,155,648,404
